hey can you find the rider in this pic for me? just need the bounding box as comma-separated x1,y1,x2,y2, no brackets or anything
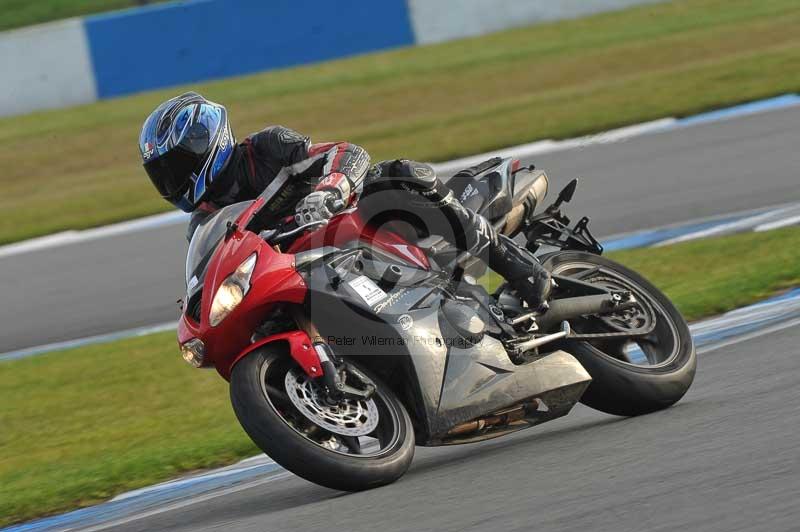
139,92,551,308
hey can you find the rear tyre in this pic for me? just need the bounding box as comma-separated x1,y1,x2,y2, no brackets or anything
542,251,696,416
230,348,415,491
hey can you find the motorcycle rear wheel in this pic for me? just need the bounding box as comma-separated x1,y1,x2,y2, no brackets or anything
230,348,415,491
543,251,696,416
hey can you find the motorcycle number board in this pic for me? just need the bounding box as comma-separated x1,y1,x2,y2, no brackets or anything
348,275,387,306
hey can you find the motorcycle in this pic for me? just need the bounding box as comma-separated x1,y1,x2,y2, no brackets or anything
178,157,696,491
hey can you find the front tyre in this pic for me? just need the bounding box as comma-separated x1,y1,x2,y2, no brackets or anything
230,348,415,491
543,251,696,416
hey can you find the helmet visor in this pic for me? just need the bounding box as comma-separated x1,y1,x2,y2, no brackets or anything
143,147,201,204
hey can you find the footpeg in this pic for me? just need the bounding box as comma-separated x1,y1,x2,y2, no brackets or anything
509,321,571,356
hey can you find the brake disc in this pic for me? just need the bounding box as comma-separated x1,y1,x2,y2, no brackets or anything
284,367,380,437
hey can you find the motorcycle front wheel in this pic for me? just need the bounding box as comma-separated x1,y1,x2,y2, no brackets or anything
230,348,415,491
543,251,696,416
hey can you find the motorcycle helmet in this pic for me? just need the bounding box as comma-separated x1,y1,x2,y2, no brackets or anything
139,92,234,212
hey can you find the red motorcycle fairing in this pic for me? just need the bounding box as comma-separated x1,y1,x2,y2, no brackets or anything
178,201,308,380
229,330,321,377
286,211,430,270
178,204,429,381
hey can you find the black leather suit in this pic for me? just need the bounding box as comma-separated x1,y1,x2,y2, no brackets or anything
188,125,548,301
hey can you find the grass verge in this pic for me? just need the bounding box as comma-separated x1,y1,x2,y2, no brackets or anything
0,1,168,31
0,332,257,527
2,226,800,526
2,0,800,244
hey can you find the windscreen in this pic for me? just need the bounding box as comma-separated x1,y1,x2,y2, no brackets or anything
185,201,254,289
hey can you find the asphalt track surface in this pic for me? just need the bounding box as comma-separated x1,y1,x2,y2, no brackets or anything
2,106,800,353
100,324,800,532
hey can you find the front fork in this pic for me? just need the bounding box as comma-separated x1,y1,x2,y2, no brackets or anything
289,305,375,400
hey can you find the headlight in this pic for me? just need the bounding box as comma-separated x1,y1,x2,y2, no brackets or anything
181,338,205,367
209,253,257,326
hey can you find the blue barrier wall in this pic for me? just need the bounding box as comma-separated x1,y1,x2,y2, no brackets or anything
84,0,415,98
0,0,667,115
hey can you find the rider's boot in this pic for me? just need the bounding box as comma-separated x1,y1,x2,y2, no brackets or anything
423,181,552,310
370,159,553,310
487,234,552,311
447,160,553,308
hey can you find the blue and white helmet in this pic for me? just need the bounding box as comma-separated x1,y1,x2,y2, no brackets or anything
139,92,234,212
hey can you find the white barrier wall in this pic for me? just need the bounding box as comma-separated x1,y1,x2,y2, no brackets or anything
407,0,667,44
0,0,666,117
0,19,96,116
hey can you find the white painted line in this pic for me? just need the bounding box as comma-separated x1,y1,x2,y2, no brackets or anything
2,94,799,260
2,93,797,260
654,205,800,246
675,94,800,127
698,317,800,355
0,321,177,362
80,472,295,532
0,211,187,259
432,140,557,175
580,117,677,144
6,198,800,364
0,230,80,259
431,118,675,175
5,200,799,364
599,201,799,244
754,214,800,232
8,289,800,531
110,456,277,502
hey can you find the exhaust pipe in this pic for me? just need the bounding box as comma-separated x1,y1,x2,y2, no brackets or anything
537,293,636,330
446,401,539,436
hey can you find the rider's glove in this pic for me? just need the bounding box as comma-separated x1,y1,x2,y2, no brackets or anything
294,190,341,225
294,172,351,225
316,172,351,203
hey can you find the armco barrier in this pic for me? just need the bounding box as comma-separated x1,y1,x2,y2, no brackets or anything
0,0,666,116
